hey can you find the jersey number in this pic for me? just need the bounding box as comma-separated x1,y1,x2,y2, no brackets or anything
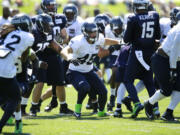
53,26,61,36
6,35,21,51
72,54,96,66
141,21,154,38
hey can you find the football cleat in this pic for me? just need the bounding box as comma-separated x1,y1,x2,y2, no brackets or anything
114,109,123,118
122,96,133,112
153,107,160,118
73,112,81,119
144,101,154,120
44,97,58,112
59,103,74,116
131,102,144,118
29,105,37,116
161,110,178,121
7,116,14,125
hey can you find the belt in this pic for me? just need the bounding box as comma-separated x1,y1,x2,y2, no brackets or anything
156,48,168,58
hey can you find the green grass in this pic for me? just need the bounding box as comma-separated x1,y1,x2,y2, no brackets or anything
1,84,180,135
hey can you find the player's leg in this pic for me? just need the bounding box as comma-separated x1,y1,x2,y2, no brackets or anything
67,70,90,118
123,53,143,118
0,77,21,133
144,53,171,119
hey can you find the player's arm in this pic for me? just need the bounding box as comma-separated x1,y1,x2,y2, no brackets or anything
60,46,73,61
49,40,63,54
104,38,121,46
170,32,180,69
60,28,69,44
123,17,133,43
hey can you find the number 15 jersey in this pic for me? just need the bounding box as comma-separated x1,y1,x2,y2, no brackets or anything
124,11,160,52
0,30,34,78
69,34,105,73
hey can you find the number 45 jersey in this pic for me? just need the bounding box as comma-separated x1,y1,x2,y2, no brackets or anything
0,30,34,78
124,11,160,52
69,34,105,73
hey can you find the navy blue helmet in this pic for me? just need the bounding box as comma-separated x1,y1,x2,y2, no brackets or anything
63,4,78,26
170,7,180,25
94,14,110,34
41,0,57,15
175,11,180,25
81,22,99,44
132,0,149,13
110,16,124,38
35,13,54,35
11,13,33,32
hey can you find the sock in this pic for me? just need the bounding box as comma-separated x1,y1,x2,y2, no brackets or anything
21,97,28,105
60,101,66,105
31,102,38,105
116,104,121,110
105,68,111,82
168,91,180,110
75,104,82,113
149,90,165,105
110,88,116,96
117,83,126,104
135,80,145,93
14,111,21,121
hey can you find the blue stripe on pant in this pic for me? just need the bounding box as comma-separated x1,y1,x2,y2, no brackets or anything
67,70,107,111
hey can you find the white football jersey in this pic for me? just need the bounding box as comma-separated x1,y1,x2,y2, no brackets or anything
66,16,84,38
105,25,122,56
161,22,180,68
0,30,34,78
69,34,105,73
160,17,171,43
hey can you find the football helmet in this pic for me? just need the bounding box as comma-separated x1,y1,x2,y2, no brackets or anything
41,0,57,16
11,13,32,32
110,16,124,38
81,22,99,44
170,7,180,25
35,13,54,35
94,14,110,34
175,12,180,25
63,4,78,26
132,0,149,13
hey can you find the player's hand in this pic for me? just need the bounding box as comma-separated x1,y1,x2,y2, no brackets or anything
169,68,178,84
39,61,48,69
98,48,110,58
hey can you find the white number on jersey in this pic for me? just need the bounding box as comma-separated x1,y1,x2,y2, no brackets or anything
0,34,21,58
36,42,49,52
141,21,154,38
53,26,61,36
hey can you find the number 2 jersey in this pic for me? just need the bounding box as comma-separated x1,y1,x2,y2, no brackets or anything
69,34,105,73
124,11,161,52
0,30,34,78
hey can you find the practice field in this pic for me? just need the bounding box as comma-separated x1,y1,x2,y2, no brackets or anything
0,84,180,135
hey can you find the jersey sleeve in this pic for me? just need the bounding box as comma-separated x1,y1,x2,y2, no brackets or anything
25,33,35,47
69,38,80,53
98,33,105,47
123,15,134,43
154,12,161,40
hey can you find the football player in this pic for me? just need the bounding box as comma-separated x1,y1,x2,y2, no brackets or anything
61,22,121,118
123,0,161,118
0,14,34,133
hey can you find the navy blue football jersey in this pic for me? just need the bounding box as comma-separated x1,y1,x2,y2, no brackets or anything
52,13,67,36
31,28,54,60
124,11,161,52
